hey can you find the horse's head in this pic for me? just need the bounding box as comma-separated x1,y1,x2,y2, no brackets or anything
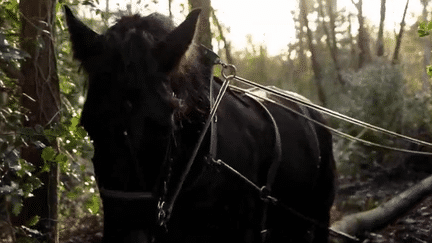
65,6,201,242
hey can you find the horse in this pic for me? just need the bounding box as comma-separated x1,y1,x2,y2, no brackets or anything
65,6,336,243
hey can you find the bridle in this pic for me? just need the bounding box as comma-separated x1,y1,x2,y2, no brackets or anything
98,46,232,238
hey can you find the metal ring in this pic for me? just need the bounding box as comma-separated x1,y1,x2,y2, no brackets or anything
221,63,237,80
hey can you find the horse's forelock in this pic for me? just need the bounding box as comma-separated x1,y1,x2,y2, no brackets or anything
170,45,211,121
103,12,210,123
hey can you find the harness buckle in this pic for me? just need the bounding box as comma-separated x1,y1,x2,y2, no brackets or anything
157,200,167,227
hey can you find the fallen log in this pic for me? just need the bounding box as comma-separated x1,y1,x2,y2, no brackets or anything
330,174,432,242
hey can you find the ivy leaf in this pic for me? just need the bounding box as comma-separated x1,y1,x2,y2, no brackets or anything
27,215,40,227
86,194,100,215
55,153,69,173
426,65,432,77
16,159,35,178
69,117,79,132
427,21,432,31
41,146,56,162
40,146,56,173
418,29,430,38
418,21,432,37
11,196,22,216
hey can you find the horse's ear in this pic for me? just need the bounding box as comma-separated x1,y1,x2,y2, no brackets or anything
64,5,103,62
155,9,201,72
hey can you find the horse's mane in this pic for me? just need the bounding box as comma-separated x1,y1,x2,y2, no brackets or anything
105,13,212,124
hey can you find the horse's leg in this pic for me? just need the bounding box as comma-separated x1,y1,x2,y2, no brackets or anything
311,153,336,242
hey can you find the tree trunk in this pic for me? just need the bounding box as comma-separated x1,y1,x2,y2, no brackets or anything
15,0,60,242
376,0,386,56
318,0,345,86
211,8,233,64
352,0,372,69
168,0,173,19
331,174,432,242
421,0,431,92
189,0,212,49
300,0,326,106
347,13,357,69
391,0,409,65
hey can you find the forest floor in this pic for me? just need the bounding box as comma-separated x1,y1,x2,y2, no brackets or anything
59,167,432,243
330,165,432,243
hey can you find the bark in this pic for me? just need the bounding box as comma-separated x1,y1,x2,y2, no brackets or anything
318,0,345,85
15,0,60,242
347,13,357,69
352,0,372,69
294,8,308,79
168,0,173,19
421,0,431,92
300,0,326,106
211,8,233,64
189,0,212,49
391,0,409,65
376,0,386,56
331,174,432,242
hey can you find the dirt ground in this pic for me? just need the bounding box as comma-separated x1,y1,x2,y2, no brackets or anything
330,168,432,243
60,169,432,243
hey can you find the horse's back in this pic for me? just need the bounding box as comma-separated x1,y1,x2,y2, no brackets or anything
202,84,336,242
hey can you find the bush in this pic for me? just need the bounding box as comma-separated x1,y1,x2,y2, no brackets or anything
332,61,413,178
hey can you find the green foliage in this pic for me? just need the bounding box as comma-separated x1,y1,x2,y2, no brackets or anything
418,21,432,37
418,21,432,78
332,61,432,178
0,0,104,240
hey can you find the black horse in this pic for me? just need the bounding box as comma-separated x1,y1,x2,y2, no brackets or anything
65,6,336,243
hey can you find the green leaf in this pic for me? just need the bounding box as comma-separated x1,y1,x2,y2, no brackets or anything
27,215,40,227
69,117,79,132
427,65,432,77
55,153,69,173
418,21,432,37
427,21,432,30
86,194,100,215
75,126,87,139
41,146,56,162
418,29,430,37
67,190,79,200
12,197,22,216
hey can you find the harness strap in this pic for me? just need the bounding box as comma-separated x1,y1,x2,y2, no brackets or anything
299,105,321,168
246,96,282,242
159,59,232,227
250,98,282,194
208,55,218,164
